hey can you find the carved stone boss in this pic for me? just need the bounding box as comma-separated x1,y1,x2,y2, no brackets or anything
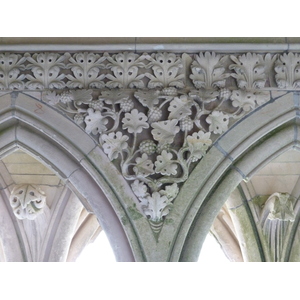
1,50,296,234
9,184,46,220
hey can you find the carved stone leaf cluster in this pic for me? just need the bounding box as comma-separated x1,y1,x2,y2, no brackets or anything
66,52,106,89
0,51,298,91
9,185,47,220
275,53,300,88
37,50,300,235
0,53,26,89
43,85,269,232
229,53,266,89
190,52,230,89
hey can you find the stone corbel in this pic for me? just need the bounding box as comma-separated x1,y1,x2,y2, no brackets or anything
9,184,47,220
9,184,50,261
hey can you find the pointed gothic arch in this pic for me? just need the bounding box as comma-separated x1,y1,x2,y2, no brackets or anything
165,91,300,261
0,91,150,261
1,45,300,261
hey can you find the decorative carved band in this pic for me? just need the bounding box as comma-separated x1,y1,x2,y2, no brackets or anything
0,51,299,90
42,88,270,236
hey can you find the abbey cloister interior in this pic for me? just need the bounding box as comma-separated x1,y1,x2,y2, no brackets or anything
1,37,300,262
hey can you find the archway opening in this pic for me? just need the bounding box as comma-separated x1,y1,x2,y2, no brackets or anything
177,92,300,262
0,148,104,262
209,148,300,262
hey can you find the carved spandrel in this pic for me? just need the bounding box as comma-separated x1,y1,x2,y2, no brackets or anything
42,83,272,237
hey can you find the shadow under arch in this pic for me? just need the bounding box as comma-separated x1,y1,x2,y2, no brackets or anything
166,91,300,261
0,91,151,262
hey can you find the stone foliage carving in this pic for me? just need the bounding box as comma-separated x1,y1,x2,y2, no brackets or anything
229,53,267,89
190,52,230,89
0,53,26,89
0,50,295,91
66,52,106,89
2,49,296,235
275,53,300,88
25,53,66,89
43,86,269,235
9,184,47,220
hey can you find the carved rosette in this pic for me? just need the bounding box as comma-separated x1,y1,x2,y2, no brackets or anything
9,185,47,220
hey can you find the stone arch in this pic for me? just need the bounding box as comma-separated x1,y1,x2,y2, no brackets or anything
163,91,300,261
0,91,154,261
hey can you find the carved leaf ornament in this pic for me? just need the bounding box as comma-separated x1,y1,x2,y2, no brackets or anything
0,53,26,89
229,53,266,89
101,132,129,161
23,48,300,235
190,52,230,89
122,109,149,134
146,52,185,88
9,185,47,220
66,52,106,89
26,52,66,89
133,153,155,177
151,120,180,145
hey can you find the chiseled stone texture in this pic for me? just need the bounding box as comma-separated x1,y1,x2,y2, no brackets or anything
1,44,300,261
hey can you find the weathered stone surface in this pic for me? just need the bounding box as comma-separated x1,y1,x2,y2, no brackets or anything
2,45,300,261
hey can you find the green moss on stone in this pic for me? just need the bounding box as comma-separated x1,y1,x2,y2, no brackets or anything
252,195,269,207
165,218,174,225
127,206,143,220
121,216,128,225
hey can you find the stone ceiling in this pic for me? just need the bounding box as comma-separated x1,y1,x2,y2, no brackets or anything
241,149,300,199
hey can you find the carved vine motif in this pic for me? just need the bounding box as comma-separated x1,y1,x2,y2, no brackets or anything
3,49,298,236
43,84,270,236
